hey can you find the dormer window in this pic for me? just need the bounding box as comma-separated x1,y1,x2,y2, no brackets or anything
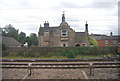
61,29,68,37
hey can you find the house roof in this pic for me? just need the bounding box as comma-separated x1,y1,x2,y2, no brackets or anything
91,34,107,36
38,27,58,36
75,32,86,43
2,37,21,47
59,21,69,26
94,36,120,40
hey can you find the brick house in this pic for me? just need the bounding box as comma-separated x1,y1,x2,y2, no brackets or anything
38,13,89,47
93,32,120,47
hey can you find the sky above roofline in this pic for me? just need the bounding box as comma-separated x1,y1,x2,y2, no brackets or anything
0,0,119,36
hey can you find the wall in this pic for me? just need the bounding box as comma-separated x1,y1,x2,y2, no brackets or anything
97,39,119,47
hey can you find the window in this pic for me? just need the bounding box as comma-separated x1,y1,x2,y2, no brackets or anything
76,44,80,47
61,29,68,37
82,43,87,47
61,42,68,47
113,41,117,44
63,44,66,47
105,40,109,44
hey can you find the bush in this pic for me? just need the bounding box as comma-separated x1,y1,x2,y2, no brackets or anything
63,50,76,58
34,53,41,57
75,47,90,55
24,51,35,57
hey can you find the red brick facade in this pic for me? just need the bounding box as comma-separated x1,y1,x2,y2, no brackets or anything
94,34,120,47
97,39,120,47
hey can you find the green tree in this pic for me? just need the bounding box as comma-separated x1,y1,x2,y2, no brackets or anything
18,32,26,46
2,30,7,36
26,33,38,47
89,36,98,47
3,24,19,40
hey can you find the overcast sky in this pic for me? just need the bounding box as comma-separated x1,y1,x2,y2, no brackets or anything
0,0,119,36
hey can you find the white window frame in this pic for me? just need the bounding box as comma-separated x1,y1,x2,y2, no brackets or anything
63,44,66,47
61,29,68,37
61,42,68,47
105,40,109,44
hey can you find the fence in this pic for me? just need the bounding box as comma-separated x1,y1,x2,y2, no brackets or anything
2,46,117,57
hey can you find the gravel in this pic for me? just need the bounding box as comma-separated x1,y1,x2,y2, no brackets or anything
2,68,119,79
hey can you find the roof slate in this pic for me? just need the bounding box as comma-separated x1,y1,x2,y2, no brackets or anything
38,27,58,36
94,36,120,40
2,37,21,47
75,32,86,43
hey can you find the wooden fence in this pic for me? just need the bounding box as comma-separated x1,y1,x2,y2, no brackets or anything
2,47,117,57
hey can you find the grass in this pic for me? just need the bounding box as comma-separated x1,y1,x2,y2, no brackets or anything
76,55,103,59
2,54,103,59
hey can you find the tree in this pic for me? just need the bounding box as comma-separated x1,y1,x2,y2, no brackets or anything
3,24,19,40
2,24,38,47
26,33,38,47
89,36,98,47
18,32,26,46
2,30,7,36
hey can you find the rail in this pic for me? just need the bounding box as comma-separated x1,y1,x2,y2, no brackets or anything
2,62,120,66
2,58,120,77
1,58,119,62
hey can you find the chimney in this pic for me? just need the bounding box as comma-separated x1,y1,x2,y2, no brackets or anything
110,32,113,37
44,21,49,27
62,11,65,22
85,21,88,32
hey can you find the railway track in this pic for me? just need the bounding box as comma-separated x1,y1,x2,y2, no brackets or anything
2,58,120,79
1,58,120,69
1,58,119,62
1,62,120,69
2,63,120,69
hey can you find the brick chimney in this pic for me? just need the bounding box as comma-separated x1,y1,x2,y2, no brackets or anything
110,32,113,37
44,21,49,27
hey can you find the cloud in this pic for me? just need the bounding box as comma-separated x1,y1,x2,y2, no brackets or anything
59,0,118,8
60,2,80,8
90,2,117,8
0,0,118,36
18,0,32,8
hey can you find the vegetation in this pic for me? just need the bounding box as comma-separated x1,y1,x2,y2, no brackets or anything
63,50,76,58
19,32,26,46
89,35,98,47
1,24,117,59
26,33,38,47
2,24,38,47
2,54,102,59
2,46,117,59
2,24,19,40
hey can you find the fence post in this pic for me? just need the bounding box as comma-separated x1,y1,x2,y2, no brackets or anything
28,63,32,76
89,63,94,76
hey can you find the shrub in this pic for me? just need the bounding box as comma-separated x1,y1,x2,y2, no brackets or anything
34,53,41,57
24,51,35,57
63,50,76,58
